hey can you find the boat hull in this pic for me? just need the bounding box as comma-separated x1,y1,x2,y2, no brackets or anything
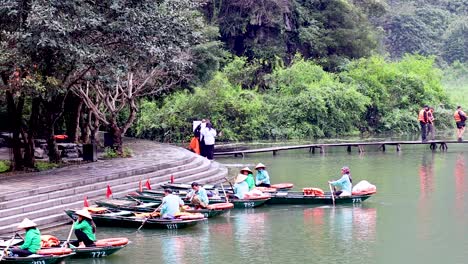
267,192,372,205
0,254,74,264
70,245,127,258
65,209,203,229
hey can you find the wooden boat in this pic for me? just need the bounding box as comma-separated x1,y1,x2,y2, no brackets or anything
64,209,204,229
61,238,128,258
266,191,374,205
0,254,75,264
94,198,160,212
127,192,270,209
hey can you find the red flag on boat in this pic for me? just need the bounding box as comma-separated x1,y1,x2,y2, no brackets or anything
106,184,113,198
170,175,174,184
145,179,152,190
138,180,143,192
83,196,89,207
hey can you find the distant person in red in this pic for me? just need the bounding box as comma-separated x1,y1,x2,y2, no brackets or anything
427,107,435,140
454,106,467,141
418,105,429,142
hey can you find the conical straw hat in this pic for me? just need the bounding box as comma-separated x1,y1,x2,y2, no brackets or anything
240,167,253,174
75,208,93,220
17,218,37,229
255,163,266,169
235,173,248,183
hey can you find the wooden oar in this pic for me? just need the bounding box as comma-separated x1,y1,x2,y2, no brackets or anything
224,177,235,194
62,221,75,248
137,203,163,232
328,183,335,206
0,233,17,261
220,181,229,203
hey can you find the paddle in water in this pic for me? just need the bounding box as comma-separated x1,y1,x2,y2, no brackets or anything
62,221,75,248
137,203,163,231
328,183,335,206
220,181,229,203
0,233,17,261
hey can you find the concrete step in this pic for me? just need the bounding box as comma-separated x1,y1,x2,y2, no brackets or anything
0,153,195,203
0,156,209,217
0,157,227,234
0,213,70,235
0,155,203,211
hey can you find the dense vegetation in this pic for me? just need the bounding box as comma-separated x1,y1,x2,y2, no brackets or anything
0,0,467,170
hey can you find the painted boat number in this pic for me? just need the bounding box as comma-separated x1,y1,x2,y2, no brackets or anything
91,251,107,258
166,224,178,229
243,202,255,208
31,261,46,264
352,198,362,203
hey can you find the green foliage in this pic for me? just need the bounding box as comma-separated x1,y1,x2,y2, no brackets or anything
137,55,451,141
342,55,452,132
0,161,9,173
442,61,468,107
211,0,380,70
35,161,59,171
102,147,119,159
123,147,133,158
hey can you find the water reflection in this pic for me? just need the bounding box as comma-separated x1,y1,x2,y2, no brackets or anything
419,153,435,199
454,153,465,216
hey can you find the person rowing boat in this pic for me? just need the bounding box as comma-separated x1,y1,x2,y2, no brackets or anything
161,189,184,219
71,209,96,247
328,166,353,197
186,182,209,209
8,218,41,257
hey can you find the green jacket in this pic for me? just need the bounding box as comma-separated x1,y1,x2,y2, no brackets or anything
20,228,41,253
74,220,96,241
245,174,255,191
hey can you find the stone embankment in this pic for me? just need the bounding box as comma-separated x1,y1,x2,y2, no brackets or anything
0,140,227,234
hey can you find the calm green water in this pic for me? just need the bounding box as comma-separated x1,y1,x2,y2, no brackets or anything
52,144,467,264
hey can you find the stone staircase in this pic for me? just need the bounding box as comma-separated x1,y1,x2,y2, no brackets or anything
0,143,227,234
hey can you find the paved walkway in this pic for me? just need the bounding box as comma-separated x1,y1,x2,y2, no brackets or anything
0,139,191,195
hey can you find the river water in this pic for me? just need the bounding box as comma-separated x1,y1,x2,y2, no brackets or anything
52,143,467,264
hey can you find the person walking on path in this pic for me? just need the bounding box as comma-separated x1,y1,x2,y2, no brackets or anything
201,122,217,160
418,105,429,142
9,218,41,257
454,106,467,141
427,107,435,140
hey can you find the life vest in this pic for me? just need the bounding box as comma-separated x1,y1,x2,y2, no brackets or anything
454,110,467,122
418,109,427,123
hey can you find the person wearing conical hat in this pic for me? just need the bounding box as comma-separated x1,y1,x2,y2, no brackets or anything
10,218,41,257
255,163,271,187
71,209,96,247
233,173,249,199
240,167,255,191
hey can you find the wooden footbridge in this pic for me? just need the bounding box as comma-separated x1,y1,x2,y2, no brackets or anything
214,140,466,157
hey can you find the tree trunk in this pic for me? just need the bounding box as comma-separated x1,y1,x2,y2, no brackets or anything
23,97,41,168
80,107,90,143
65,95,82,143
6,91,25,171
109,121,123,155
46,124,60,163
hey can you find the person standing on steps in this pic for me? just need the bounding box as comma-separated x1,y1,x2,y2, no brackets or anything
418,105,429,142
201,122,217,160
454,106,467,141
427,107,435,141
194,119,208,157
